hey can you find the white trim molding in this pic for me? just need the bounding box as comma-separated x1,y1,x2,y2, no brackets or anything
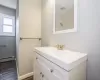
18,72,34,80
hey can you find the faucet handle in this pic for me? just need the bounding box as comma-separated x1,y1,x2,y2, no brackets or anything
56,44,65,50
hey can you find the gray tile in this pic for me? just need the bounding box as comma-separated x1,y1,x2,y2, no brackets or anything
0,61,17,80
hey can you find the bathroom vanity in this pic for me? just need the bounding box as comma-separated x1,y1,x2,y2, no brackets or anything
34,47,87,80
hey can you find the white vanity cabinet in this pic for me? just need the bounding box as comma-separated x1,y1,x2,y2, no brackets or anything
34,47,87,80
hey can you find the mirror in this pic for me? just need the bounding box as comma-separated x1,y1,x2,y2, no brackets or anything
53,0,77,34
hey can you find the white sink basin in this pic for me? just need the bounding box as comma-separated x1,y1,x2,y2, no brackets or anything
34,47,87,71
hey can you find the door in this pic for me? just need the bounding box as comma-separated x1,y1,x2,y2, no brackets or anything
17,0,41,76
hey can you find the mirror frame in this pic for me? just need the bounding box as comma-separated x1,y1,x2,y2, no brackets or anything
53,0,78,34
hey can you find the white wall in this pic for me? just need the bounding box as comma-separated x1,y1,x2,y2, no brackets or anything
0,0,17,9
19,0,41,38
41,0,100,80
18,0,41,76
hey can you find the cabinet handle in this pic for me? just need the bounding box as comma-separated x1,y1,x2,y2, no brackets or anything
40,72,42,75
36,57,38,59
42,74,44,77
50,69,54,73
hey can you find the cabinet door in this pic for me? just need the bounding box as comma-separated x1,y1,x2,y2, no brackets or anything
35,60,51,80
35,53,68,80
36,58,51,79
50,63,69,80
42,74,50,80
34,60,42,80
35,55,53,80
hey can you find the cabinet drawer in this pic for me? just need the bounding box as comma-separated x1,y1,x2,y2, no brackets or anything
36,53,53,73
36,53,68,80
51,62,68,80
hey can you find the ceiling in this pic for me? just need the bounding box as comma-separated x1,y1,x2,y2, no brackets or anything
0,0,17,9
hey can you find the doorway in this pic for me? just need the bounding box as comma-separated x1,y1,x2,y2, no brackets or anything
0,1,18,80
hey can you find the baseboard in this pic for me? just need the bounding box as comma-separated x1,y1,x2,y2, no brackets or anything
0,57,15,62
18,72,34,80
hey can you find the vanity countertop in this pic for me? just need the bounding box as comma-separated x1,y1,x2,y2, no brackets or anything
34,47,87,71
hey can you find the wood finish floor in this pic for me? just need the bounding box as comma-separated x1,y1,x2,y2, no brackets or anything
0,60,18,80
